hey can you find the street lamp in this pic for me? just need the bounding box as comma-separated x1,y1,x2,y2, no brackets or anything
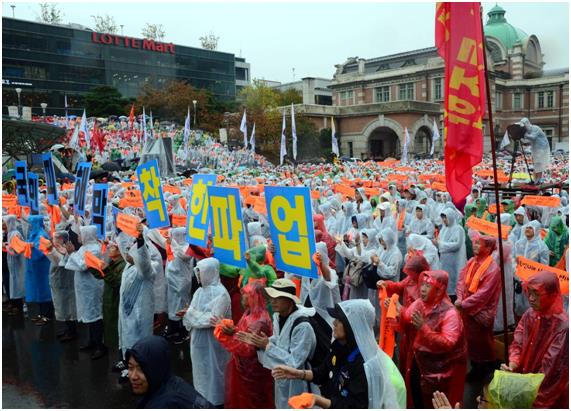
15,88,22,119
192,100,197,128
40,102,47,119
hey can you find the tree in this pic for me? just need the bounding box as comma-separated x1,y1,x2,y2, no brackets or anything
84,85,128,117
199,32,220,50
238,80,282,112
278,88,303,106
91,14,118,34
141,23,165,41
37,3,63,24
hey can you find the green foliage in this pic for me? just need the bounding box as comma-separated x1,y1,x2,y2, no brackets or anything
84,85,128,117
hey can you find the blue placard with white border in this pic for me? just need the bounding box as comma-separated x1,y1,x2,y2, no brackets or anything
264,186,318,279
207,186,247,268
186,174,217,247
92,183,108,240
73,162,92,216
15,160,29,206
28,172,39,215
136,159,169,229
42,152,58,206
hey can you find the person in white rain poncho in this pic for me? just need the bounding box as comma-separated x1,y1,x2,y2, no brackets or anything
4,215,26,312
509,206,529,244
117,228,156,358
183,257,231,407
434,208,467,296
334,201,355,237
493,215,515,332
407,204,435,239
519,117,551,183
165,227,193,344
65,225,105,355
354,188,372,214
407,233,440,269
374,202,397,239
143,227,168,324
318,202,337,235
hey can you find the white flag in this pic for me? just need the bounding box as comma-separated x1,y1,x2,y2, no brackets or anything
401,127,411,165
430,118,440,156
183,106,191,149
69,120,80,151
500,130,510,149
250,123,256,152
240,110,248,148
64,94,69,130
79,109,90,147
149,110,154,139
280,111,287,165
142,107,148,148
291,103,297,160
331,117,340,157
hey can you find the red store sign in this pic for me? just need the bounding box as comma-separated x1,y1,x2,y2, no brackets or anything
91,32,175,54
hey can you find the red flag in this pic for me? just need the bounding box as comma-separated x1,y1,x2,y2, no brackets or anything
129,104,135,130
435,2,487,209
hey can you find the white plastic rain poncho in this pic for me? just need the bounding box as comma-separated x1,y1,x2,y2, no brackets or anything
165,227,193,321
258,305,319,409
355,188,372,214
407,233,440,269
509,206,529,244
65,225,104,323
334,201,355,236
247,221,268,247
298,242,341,329
407,204,435,239
519,117,551,174
318,202,337,235
493,214,515,332
46,231,77,321
4,215,26,299
118,236,156,356
437,208,467,295
339,300,405,408
144,228,168,314
375,228,403,283
183,258,231,406
373,203,397,239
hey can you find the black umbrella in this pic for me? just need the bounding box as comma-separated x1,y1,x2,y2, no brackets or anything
101,161,122,171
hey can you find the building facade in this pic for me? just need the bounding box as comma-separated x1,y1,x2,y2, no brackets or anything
2,17,250,115
297,5,569,160
272,77,333,105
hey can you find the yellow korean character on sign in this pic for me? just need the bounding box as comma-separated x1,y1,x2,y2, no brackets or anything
186,174,217,246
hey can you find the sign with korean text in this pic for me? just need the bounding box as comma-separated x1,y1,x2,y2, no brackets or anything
265,186,318,279
521,195,561,208
136,159,169,229
515,256,569,295
42,152,58,206
466,216,511,240
186,174,217,246
117,213,140,238
74,162,92,216
207,186,247,268
92,183,108,240
15,160,29,206
27,172,39,215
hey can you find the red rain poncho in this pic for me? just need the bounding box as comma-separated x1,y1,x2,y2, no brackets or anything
214,282,274,409
456,235,501,363
313,215,336,270
509,271,569,408
401,270,466,408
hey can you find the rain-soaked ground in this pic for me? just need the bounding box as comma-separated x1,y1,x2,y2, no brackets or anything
3,308,485,409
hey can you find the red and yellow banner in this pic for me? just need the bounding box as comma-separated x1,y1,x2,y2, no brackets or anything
436,2,487,207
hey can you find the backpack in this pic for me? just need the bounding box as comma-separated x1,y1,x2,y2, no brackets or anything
343,259,368,288
362,264,381,289
289,315,331,369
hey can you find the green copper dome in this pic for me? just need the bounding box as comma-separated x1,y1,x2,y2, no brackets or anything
484,4,528,50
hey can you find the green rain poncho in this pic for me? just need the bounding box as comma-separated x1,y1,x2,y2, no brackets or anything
475,198,488,218
463,203,477,259
544,216,569,266
487,370,544,408
241,245,277,288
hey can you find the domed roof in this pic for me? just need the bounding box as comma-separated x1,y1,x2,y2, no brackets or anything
484,4,528,50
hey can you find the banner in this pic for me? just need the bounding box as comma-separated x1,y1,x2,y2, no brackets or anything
170,214,187,227
74,162,92,216
435,2,487,207
136,159,169,229
186,174,217,246
265,186,318,279
85,251,105,277
521,195,561,208
42,153,58,206
466,216,511,240
117,213,140,238
92,183,108,240
515,256,569,295
207,186,247,268
28,172,39,215
14,160,29,206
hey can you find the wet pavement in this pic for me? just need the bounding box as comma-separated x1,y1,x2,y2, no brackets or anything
3,308,485,409
2,310,194,408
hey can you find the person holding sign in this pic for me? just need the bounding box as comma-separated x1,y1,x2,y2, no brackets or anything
501,271,569,408
455,235,502,380
3,215,25,315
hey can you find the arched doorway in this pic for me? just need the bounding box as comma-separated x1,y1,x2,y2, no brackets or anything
414,126,432,157
368,127,400,160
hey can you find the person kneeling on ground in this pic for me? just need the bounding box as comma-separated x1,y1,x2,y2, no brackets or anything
126,335,212,409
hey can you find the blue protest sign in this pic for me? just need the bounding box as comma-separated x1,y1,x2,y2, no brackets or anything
186,174,217,246
264,186,318,279
14,160,29,206
28,172,39,215
136,159,169,229
92,183,108,240
74,162,92,216
42,152,58,206
207,186,247,268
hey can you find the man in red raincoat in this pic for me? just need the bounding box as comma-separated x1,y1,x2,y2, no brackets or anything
456,235,501,378
501,271,569,408
399,270,466,408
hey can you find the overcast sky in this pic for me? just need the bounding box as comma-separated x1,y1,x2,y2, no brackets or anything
3,1,569,83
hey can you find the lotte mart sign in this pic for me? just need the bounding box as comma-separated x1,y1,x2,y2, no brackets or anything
91,32,175,55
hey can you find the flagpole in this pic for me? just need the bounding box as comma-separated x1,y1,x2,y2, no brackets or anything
480,5,509,362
